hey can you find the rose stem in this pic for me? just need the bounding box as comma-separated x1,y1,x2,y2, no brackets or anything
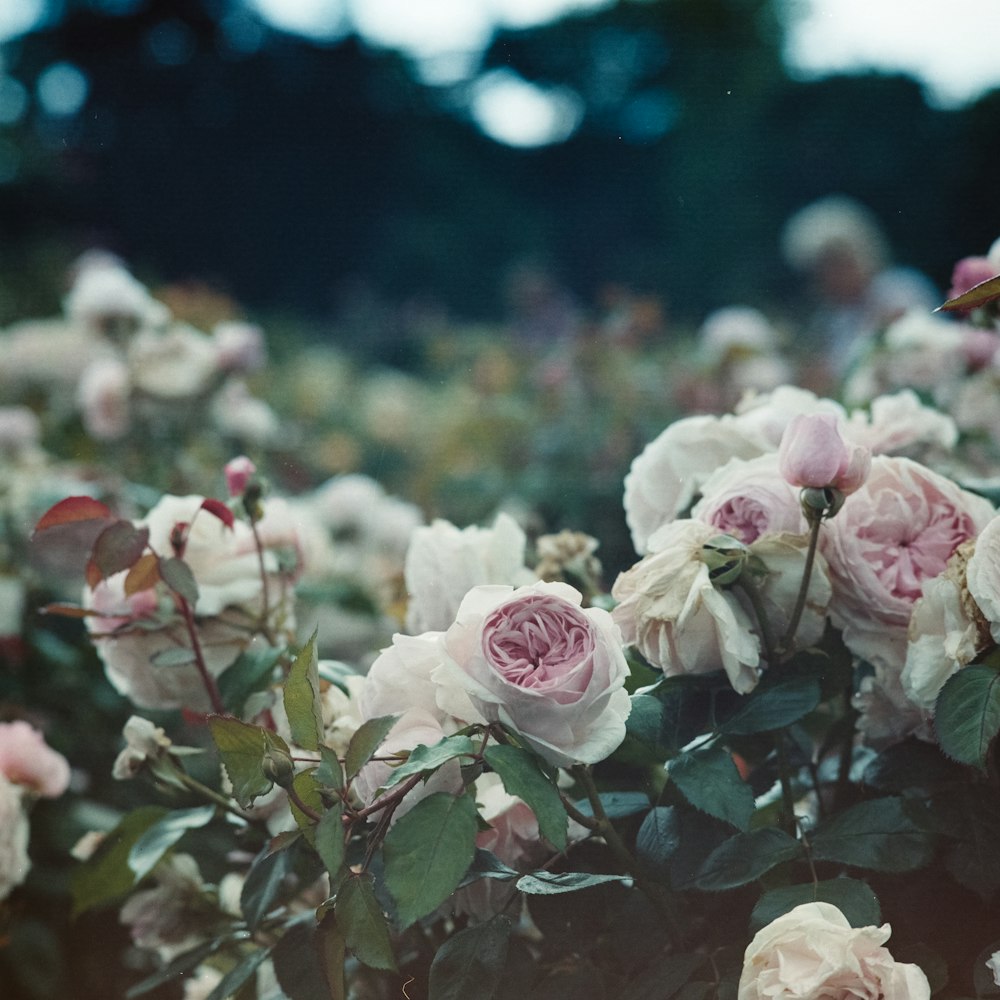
177,593,226,715
778,509,824,656
571,764,685,941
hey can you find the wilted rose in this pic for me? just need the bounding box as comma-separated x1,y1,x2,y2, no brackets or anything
433,582,630,768
738,902,930,1000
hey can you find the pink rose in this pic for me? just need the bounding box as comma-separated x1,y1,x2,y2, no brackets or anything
692,454,806,544
739,902,930,1000
948,255,996,301
778,413,870,494
0,721,71,798
433,582,630,768
822,456,994,670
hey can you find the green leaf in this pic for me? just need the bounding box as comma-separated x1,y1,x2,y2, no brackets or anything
693,827,803,891
718,675,821,735
668,745,754,831
636,806,680,881
71,806,168,916
515,871,632,895
127,804,216,882
205,946,273,1000
457,849,519,888
336,873,397,972
934,663,1000,771
810,796,935,872
484,744,568,851
125,938,225,998
316,746,344,791
383,734,477,790
241,843,295,932
209,716,284,808
428,914,511,1000
344,714,399,780
314,807,345,881
288,770,326,844
621,954,705,1000
159,556,199,605
383,791,479,927
272,922,336,1000
218,645,284,716
283,630,324,752
750,878,881,933
572,791,650,820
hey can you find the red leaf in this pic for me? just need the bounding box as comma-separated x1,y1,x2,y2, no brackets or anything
38,603,101,619
85,559,102,589
200,498,235,530
33,496,114,536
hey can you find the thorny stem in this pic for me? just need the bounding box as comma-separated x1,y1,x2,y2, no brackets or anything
285,781,323,823
177,594,226,715
558,790,600,831
177,770,250,821
571,765,685,942
351,772,425,821
248,515,277,644
779,511,824,657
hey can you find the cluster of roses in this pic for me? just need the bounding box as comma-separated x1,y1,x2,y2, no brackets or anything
29,370,1000,997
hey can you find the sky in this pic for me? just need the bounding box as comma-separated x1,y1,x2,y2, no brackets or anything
2,0,999,146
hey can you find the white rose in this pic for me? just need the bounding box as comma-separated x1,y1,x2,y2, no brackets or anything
433,582,631,768
404,514,536,633
77,355,131,441
902,546,987,712
843,390,957,457
624,414,767,554
0,776,30,903
966,514,1000,645
85,494,299,710
612,520,761,694
739,902,930,1000
128,323,219,399
692,453,807,544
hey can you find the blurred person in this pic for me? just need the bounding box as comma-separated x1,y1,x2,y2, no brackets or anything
781,195,937,386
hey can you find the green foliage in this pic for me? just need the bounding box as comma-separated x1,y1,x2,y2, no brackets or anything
428,915,512,1000
383,791,479,927
344,714,400,780
668,745,755,831
934,663,1000,771
750,878,881,932
336,874,397,973
516,872,633,894
809,796,936,872
218,644,285,716
71,806,168,916
717,674,821,735
127,804,216,882
484,743,568,851
694,827,803,890
382,734,477,790
314,806,346,882
209,716,288,808
159,556,199,604
283,630,324,752
241,842,296,932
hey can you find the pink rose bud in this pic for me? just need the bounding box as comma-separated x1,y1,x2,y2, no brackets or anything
224,456,256,497
778,413,871,495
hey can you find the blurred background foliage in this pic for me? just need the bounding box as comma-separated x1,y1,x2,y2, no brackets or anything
1,0,997,341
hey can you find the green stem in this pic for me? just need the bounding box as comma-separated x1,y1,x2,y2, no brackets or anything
177,595,225,715
734,573,778,668
779,511,823,656
571,765,684,942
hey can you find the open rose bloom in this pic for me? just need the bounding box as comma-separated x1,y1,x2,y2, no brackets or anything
433,581,631,767
739,903,930,1000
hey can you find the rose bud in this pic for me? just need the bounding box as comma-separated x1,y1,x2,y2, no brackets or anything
778,413,871,495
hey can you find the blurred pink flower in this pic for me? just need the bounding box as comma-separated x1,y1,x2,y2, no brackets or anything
224,455,256,497
948,255,997,301
0,720,70,798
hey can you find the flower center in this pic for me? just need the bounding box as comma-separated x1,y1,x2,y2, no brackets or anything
481,595,594,696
